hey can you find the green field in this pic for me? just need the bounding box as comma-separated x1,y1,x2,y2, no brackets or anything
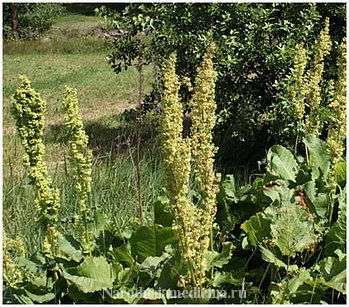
3,14,162,253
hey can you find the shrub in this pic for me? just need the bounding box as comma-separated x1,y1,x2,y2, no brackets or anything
3,3,66,39
98,3,346,168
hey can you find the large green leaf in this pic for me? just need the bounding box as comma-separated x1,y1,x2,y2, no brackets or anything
154,194,173,227
110,286,140,304
206,242,235,269
241,212,272,247
263,181,293,204
17,257,48,288
210,272,242,287
57,234,83,262
303,181,328,218
130,225,175,261
90,210,109,237
112,244,136,267
270,269,313,304
270,204,319,257
260,246,298,271
141,288,167,303
140,252,171,271
221,175,238,202
23,290,55,303
304,135,330,179
267,145,298,182
313,250,346,293
335,160,346,186
260,246,287,269
63,256,115,293
117,267,137,287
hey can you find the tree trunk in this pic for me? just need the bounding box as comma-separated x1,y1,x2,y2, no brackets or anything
11,4,19,38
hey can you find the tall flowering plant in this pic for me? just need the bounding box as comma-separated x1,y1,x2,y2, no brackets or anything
12,75,60,258
62,86,94,254
161,45,219,287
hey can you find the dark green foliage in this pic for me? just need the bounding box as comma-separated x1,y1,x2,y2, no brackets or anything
64,3,125,16
217,136,346,303
3,3,66,39
99,3,346,168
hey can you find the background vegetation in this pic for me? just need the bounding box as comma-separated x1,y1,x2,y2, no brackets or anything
3,3,346,304
98,3,346,170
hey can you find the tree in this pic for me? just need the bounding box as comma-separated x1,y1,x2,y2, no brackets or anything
99,3,346,170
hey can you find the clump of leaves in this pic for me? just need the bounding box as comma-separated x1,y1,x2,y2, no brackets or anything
218,135,346,303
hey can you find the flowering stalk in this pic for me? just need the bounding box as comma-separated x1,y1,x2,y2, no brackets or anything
327,39,346,189
305,18,332,135
161,53,197,286
62,86,94,254
161,46,219,287
190,43,220,284
288,45,308,124
12,75,60,258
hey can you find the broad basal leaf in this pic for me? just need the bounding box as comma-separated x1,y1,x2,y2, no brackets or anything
221,174,238,202
210,272,242,287
140,252,171,271
270,204,319,257
313,250,346,293
63,256,115,293
241,212,272,247
112,244,136,267
303,181,328,218
24,290,55,304
57,234,83,262
304,135,330,180
260,246,287,269
206,242,235,269
267,145,298,182
130,225,175,262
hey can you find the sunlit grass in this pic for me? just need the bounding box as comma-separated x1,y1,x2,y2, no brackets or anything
3,13,162,251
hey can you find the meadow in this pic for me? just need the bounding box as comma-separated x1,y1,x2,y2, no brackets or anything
3,13,162,254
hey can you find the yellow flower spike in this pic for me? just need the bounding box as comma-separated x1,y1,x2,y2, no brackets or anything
190,43,220,283
62,86,94,254
161,45,219,288
327,38,346,189
12,75,60,258
287,44,308,123
305,17,332,135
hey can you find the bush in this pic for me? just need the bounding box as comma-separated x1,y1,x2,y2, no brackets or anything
3,3,66,39
98,3,346,169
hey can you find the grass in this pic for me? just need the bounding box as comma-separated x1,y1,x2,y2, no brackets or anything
3,13,164,251
3,53,153,127
3,141,165,254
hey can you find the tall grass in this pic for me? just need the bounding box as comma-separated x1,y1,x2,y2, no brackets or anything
4,135,165,254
